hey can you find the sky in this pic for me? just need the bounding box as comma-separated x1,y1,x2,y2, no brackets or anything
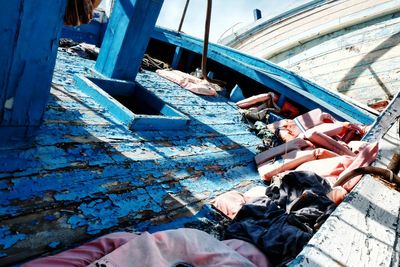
156,0,313,43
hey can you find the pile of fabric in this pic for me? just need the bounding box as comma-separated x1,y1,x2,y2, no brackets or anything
209,106,377,265
212,171,337,266
256,108,377,203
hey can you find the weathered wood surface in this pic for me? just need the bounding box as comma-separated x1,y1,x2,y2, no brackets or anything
0,51,264,265
227,0,400,59
291,100,400,266
271,11,400,105
0,1,67,143
224,0,400,106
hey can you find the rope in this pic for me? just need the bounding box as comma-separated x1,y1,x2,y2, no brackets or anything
141,54,170,71
333,166,400,187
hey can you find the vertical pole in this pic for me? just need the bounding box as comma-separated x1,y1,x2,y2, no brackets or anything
95,0,164,81
178,0,190,32
253,9,262,21
0,0,67,144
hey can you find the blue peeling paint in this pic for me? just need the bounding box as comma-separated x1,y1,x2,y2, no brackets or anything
68,215,89,230
95,0,164,81
137,205,218,233
48,241,61,248
0,0,67,144
44,215,57,222
0,226,27,249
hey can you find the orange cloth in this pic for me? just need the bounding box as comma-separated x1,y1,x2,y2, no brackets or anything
295,155,354,181
258,148,339,181
254,138,312,166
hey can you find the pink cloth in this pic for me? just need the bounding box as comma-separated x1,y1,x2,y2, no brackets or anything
88,229,268,267
300,122,346,138
305,131,355,156
222,239,270,267
23,232,137,267
295,142,378,192
295,155,354,182
267,109,336,142
210,191,249,219
211,187,267,219
156,69,218,96
24,229,269,267
236,93,278,109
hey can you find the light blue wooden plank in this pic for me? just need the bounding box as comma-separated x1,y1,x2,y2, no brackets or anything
95,0,164,81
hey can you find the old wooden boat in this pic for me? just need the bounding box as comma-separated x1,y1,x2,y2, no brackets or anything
0,0,399,266
220,0,400,110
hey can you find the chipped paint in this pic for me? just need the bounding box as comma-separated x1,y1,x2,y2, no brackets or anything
0,50,265,264
0,226,26,249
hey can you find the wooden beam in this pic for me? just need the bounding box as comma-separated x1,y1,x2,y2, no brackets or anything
95,0,164,81
171,46,183,69
0,0,67,145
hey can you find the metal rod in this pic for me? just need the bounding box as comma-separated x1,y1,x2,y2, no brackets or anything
178,0,190,32
201,0,212,81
